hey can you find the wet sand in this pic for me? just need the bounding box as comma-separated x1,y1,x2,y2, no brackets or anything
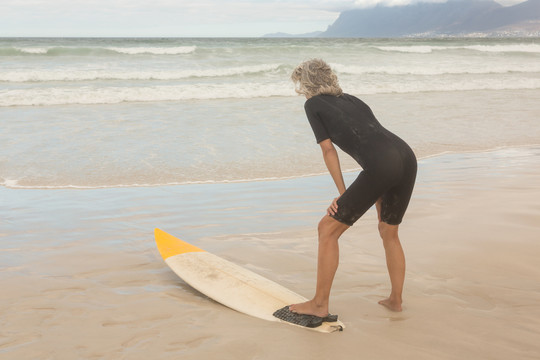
1,147,540,359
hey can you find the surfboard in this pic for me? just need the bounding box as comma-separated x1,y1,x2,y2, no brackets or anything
154,228,344,333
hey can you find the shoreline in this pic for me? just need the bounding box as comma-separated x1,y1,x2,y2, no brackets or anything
2,143,540,190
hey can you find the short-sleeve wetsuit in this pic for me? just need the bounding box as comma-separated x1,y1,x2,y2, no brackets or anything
305,93,417,226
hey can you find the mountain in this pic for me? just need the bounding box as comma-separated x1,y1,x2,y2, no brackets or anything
321,0,540,37
476,0,540,32
263,0,536,38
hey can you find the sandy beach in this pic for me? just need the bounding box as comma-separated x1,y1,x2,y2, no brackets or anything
1,146,540,359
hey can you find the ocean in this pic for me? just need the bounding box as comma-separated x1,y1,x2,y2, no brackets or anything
1,37,539,189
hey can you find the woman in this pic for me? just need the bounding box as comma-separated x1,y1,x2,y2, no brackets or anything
289,59,417,317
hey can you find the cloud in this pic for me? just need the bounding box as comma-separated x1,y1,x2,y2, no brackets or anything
351,0,445,8
1,0,342,36
0,0,529,36
343,0,526,10
3,0,336,22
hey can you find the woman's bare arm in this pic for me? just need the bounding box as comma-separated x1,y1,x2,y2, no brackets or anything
319,139,346,195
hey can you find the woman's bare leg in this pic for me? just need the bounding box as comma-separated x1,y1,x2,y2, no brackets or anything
378,222,405,311
289,215,349,317
376,198,405,311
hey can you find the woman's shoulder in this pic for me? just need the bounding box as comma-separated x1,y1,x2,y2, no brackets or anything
304,94,324,108
340,93,360,101
305,94,349,112
308,93,360,104
306,93,342,103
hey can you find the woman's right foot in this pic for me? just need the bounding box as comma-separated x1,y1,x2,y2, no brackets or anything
289,299,329,318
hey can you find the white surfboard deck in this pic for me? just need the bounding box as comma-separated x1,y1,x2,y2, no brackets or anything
155,228,344,333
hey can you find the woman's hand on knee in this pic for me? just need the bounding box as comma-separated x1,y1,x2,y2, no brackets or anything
327,197,340,216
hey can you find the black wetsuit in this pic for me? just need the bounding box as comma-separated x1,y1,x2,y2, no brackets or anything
305,93,417,225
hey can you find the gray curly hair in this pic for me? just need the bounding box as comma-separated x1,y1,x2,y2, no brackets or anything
291,59,343,98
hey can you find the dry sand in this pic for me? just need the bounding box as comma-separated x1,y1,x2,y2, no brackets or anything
1,147,540,359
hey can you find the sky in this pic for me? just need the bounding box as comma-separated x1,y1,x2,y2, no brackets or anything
0,0,528,37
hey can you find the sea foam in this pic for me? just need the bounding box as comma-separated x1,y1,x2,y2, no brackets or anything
0,64,282,82
2,78,539,106
0,82,296,106
105,46,197,55
332,62,540,76
4,46,197,56
375,43,540,54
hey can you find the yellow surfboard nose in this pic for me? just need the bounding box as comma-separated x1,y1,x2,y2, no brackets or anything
155,228,205,260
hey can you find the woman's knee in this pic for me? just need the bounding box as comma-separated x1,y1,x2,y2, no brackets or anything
318,216,332,237
378,221,399,242
318,215,347,241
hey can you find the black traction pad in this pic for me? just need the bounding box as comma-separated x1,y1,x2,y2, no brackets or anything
272,306,339,328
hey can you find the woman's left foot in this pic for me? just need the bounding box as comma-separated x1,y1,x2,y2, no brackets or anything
378,298,402,312
289,300,328,318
